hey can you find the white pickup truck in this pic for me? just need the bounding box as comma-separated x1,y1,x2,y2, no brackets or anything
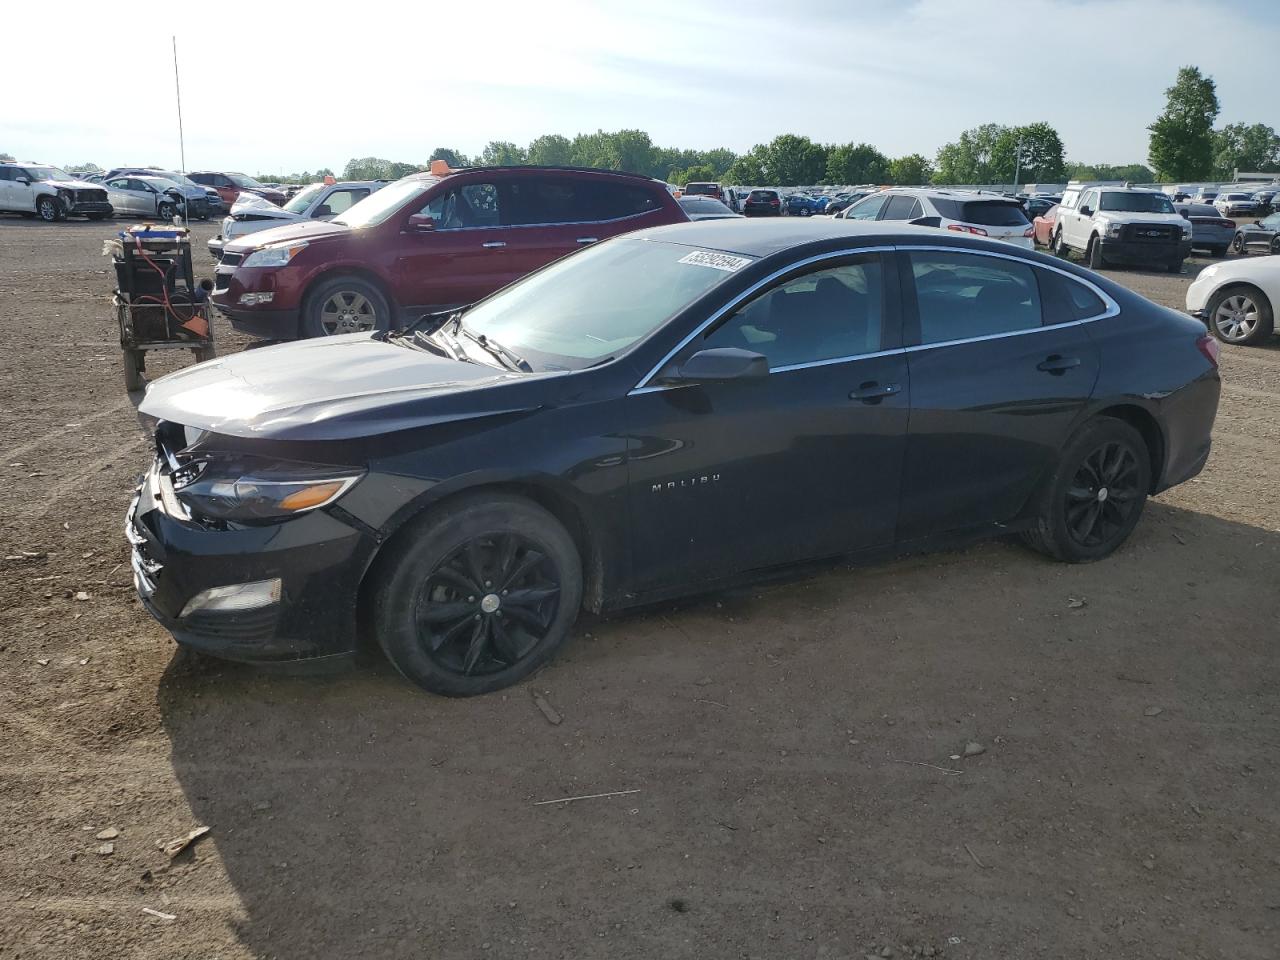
1050,185,1193,272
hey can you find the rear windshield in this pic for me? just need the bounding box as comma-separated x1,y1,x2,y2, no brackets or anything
1221,193,1251,201
748,190,777,200
1099,192,1175,214
684,183,719,196
933,198,1029,226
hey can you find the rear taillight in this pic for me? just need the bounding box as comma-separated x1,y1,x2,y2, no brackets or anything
947,224,988,236
1023,226,1035,237
770,199,779,205
1221,219,1236,229
1196,333,1220,368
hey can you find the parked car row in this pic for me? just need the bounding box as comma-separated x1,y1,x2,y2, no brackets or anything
208,179,391,260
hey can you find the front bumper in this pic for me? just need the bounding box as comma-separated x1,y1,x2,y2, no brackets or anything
1097,238,1193,265
126,461,373,662
208,235,224,260
212,267,302,338
67,201,114,217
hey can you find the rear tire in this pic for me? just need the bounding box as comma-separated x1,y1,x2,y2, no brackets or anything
1021,418,1151,563
1049,229,1066,257
1166,259,1183,274
372,494,583,697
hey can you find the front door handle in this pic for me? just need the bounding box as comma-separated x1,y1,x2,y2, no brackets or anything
1037,354,1082,375
849,381,901,403
481,240,506,249
576,237,599,245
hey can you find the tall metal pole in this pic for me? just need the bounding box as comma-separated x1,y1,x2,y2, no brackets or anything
1012,137,1023,195
172,36,187,224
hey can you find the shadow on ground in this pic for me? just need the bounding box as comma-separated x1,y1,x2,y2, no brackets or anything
158,501,1280,960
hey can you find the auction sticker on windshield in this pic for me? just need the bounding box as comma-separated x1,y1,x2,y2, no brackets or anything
678,250,753,272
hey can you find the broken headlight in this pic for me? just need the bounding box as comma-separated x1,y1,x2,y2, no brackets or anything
171,456,363,522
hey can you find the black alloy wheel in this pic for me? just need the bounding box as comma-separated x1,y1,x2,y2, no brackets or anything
1022,417,1150,563
1063,441,1142,550
373,494,583,696
1231,233,1245,254
416,533,562,678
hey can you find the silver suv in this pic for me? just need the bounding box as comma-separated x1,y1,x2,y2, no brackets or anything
208,180,389,260
0,162,114,221
840,188,1034,249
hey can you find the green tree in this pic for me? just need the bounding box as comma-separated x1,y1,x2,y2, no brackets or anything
428,147,471,168
932,123,1006,183
1148,66,1219,180
674,163,718,186
826,142,890,185
762,135,827,185
479,141,528,166
527,134,573,166
1000,122,1066,184
344,157,426,180
1212,122,1280,178
1065,162,1155,183
724,147,767,185
0,152,13,162
889,153,933,185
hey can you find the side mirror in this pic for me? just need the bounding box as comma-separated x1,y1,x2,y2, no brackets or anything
660,347,768,384
314,205,333,219
15,177,30,185
407,214,435,233
909,216,942,228
1079,206,1093,217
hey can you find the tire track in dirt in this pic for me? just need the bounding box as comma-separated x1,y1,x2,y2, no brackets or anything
0,397,133,464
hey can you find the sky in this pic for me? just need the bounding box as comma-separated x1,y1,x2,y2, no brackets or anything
3,0,1277,175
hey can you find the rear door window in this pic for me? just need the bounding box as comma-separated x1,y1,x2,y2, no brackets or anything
1038,268,1107,325
590,182,662,220
314,188,368,217
908,250,1043,345
504,178,588,225
881,195,923,220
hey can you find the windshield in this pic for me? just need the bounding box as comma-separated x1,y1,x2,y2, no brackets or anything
155,171,198,188
25,167,72,181
459,238,750,370
1099,192,1176,214
284,184,325,214
228,173,266,189
334,178,433,228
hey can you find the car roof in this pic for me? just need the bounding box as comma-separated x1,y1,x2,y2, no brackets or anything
884,187,1020,203
631,217,999,258
404,164,664,184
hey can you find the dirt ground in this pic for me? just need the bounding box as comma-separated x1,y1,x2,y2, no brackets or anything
1,216,1277,960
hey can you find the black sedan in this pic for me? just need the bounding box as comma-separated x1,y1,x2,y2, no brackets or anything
130,220,1221,696
1230,211,1280,255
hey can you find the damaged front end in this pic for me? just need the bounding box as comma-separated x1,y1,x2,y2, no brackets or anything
125,419,378,662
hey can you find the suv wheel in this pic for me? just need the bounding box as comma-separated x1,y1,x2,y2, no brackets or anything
1021,417,1150,563
1087,235,1104,270
1207,285,1274,346
36,196,61,222
372,494,583,696
1049,229,1065,257
302,275,391,338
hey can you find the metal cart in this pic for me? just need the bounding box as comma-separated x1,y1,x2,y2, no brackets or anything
110,225,216,392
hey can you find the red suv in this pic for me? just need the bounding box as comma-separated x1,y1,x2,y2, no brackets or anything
212,166,689,339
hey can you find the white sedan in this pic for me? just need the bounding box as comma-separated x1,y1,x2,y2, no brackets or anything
1186,255,1279,346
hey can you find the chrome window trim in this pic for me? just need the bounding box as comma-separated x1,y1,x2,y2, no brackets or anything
630,246,896,393
628,243,1119,394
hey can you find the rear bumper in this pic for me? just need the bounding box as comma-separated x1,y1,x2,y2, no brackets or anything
1098,238,1193,264
1154,370,1220,493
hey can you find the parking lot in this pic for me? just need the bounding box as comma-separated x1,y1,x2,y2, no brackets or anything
1,217,1278,959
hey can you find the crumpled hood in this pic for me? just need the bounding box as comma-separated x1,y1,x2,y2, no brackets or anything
45,178,105,191
139,334,540,441
223,217,350,253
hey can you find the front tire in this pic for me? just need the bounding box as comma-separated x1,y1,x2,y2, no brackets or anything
36,197,61,222
301,274,391,338
1230,233,1245,255
372,494,583,697
1049,229,1065,257
1166,259,1183,274
1087,236,1104,270
157,201,176,222
1206,285,1274,346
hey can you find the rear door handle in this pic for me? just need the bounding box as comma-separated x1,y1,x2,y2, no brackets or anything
1037,354,1082,374
849,381,901,403
481,241,506,249
576,237,599,245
